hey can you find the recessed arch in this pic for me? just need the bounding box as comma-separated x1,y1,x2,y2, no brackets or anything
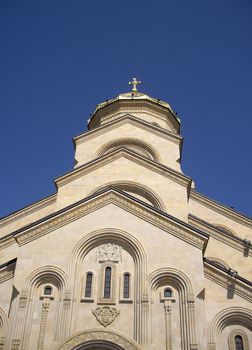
68,228,147,343
147,267,195,350
206,257,230,270
96,138,161,162
147,267,194,295
208,307,252,346
57,328,142,350
25,265,68,291
88,180,166,212
213,224,237,237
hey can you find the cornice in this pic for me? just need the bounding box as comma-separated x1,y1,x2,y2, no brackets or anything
204,259,252,302
190,190,252,227
73,114,182,146
55,148,192,190
0,258,16,284
0,194,57,227
0,235,16,251
188,214,252,257
12,188,208,251
88,99,180,132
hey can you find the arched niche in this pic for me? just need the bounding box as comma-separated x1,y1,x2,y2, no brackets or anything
147,267,196,350
68,229,147,344
96,138,160,162
208,307,252,349
206,257,230,270
89,181,166,212
19,265,68,350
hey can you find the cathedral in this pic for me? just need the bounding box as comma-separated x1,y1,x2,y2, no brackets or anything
0,79,251,350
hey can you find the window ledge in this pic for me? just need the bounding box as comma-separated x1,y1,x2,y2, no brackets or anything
119,299,133,304
81,298,94,303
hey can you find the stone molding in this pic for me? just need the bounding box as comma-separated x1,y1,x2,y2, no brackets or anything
100,110,174,131
55,148,191,189
14,190,207,250
0,235,16,251
204,262,252,302
189,215,252,256
0,261,15,284
190,191,252,228
89,99,179,132
0,194,56,227
74,114,182,145
57,329,142,350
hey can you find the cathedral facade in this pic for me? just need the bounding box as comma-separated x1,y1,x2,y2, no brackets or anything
0,82,251,350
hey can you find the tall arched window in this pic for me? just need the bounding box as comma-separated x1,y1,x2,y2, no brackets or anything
104,267,112,299
85,272,93,298
123,273,130,299
235,336,244,350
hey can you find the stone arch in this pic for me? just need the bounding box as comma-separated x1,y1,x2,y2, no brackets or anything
147,267,196,350
96,138,161,162
213,224,237,237
16,266,69,349
206,257,230,270
208,307,252,347
25,265,68,292
88,181,166,212
68,229,147,344
147,267,194,295
58,328,142,350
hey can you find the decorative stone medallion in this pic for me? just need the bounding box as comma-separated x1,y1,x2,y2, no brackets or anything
96,243,122,262
92,306,119,327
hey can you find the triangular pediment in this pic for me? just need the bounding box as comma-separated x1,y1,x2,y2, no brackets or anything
13,188,208,251
55,147,191,189
74,114,182,146
204,258,252,302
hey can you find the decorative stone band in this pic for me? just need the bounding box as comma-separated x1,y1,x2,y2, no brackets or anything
37,299,50,350
57,329,142,350
14,190,207,251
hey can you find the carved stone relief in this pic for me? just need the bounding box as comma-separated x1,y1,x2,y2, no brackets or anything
96,243,122,262
92,306,119,327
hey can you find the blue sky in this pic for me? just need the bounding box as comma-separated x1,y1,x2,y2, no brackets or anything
0,0,252,218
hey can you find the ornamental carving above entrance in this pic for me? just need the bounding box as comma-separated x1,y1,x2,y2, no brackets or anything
58,329,141,350
92,306,119,327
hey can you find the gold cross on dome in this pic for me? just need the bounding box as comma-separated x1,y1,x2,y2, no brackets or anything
129,77,141,92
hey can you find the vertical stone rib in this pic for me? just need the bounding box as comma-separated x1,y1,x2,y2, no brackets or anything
37,299,50,350
141,293,149,344
187,295,197,350
164,301,172,350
